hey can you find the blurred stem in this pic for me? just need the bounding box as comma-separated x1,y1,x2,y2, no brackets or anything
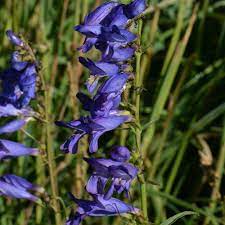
135,19,148,220
140,8,160,83
160,0,185,76
142,5,198,156
50,0,69,87
73,0,81,46
82,0,88,20
204,116,225,225
12,0,18,32
165,126,193,194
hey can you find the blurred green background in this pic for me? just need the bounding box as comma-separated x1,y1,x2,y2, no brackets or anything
0,0,225,224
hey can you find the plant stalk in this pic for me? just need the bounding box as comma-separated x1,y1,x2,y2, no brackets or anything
135,19,148,220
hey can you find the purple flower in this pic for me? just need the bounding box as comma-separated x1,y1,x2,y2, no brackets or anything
79,57,119,77
0,30,37,110
76,1,119,53
56,112,131,154
6,30,24,47
110,146,131,162
124,0,147,19
75,25,136,44
0,119,27,134
95,42,135,62
84,147,138,199
76,0,147,53
83,2,119,26
0,174,43,202
102,0,147,28
0,139,38,160
77,73,128,116
11,51,28,71
66,193,139,225
0,104,32,117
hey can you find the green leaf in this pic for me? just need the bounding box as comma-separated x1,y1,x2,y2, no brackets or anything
160,211,198,225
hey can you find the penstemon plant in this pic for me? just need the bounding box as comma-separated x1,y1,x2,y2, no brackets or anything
56,0,148,224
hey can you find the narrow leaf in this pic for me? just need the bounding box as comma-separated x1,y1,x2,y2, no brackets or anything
160,211,198,225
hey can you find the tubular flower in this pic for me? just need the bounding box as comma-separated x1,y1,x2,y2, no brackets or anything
0,174,43,202
57,0,147,224
66,193,139,225
0,139,38,160
75,0,146,52
56,113,131,154
85,146,138,199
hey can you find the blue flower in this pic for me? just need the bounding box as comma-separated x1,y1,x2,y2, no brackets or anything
0,30,37,111
6,30,24,47
0,139,38,160
66,193,139,225
84,146,138,199
75,25,136,44
0,119,27,134
76,1,119,53
110,146,131,162
76,0,147,53
83,2,119,26
124,0,147,19
78,73,128,114
56,112,131,154
95,42,135,62
102,0,147,27
0,174,44,202
0,30,37,133
79,57,119,77
0,60,37,110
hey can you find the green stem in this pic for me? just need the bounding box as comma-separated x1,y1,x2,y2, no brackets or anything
135,19,148,220
160,0,185,76
45,90,61,225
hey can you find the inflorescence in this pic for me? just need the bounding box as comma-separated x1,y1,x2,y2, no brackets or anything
56,1,147,224
0,31,43,202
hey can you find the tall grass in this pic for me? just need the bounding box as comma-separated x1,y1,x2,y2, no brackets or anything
0,0,225,224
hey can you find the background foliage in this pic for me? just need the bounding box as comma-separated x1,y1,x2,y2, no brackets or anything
0,0,225,224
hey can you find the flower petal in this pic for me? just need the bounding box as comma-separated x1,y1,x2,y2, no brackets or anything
110,146,130,162
0,139,38,160
0,119,26,134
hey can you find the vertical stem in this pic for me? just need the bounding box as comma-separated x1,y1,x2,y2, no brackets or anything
45,89,61,225
40,55,61,225
135,19,148,220
160,0,185,76
82,0,88,20
165,127,193,194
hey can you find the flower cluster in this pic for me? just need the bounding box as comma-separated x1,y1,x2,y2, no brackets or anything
56,0,147,224
0,31,42,202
